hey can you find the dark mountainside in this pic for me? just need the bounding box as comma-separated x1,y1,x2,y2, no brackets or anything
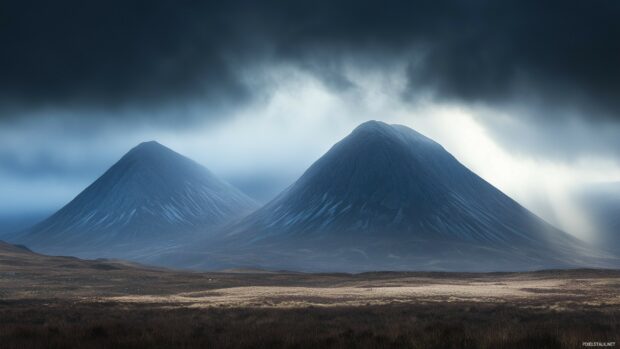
157,121,612,272
8,141,258,259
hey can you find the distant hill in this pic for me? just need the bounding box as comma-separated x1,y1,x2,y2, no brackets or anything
0,239,133,270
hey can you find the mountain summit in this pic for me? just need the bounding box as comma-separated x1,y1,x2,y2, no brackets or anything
194,121,607,272
11,141,258,258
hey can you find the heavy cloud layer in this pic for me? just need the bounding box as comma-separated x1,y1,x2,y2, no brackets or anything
2,0,619,123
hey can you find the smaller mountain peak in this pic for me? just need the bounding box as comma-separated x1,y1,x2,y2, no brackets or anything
121,141,181,166
127,141,171,155
135,140,164,149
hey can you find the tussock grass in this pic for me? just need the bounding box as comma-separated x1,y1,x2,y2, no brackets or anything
0,300,617,349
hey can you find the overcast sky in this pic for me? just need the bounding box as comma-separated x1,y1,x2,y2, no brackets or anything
1,0,619,241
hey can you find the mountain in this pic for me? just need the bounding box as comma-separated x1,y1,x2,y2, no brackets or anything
574,182,620,254
9,141,258,259
173,121,611,272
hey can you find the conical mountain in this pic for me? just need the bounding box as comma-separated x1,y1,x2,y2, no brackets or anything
199,121,608,272
11,141,258,258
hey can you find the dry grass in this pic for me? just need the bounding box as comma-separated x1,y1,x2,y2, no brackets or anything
1,300,618,349
1,243,619,348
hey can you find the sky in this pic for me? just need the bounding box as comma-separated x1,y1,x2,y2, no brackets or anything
1,0,620,241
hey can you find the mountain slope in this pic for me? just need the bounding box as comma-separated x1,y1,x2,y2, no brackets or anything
179,121,610,272
10,141,258,258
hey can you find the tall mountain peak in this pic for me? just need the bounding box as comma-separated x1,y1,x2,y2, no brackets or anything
206,122,603,272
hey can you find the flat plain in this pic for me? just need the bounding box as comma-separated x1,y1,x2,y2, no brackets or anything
1,242,619,348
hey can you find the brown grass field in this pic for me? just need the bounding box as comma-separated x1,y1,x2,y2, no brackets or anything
0,242,619,348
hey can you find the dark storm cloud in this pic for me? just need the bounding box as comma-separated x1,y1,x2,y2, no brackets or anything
1,0,619,122
0,0,253,114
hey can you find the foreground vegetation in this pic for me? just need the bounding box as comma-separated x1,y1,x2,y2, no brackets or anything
1,243,618,348
1,300,618,349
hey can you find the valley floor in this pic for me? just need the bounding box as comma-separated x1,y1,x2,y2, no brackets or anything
0,251,619,348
